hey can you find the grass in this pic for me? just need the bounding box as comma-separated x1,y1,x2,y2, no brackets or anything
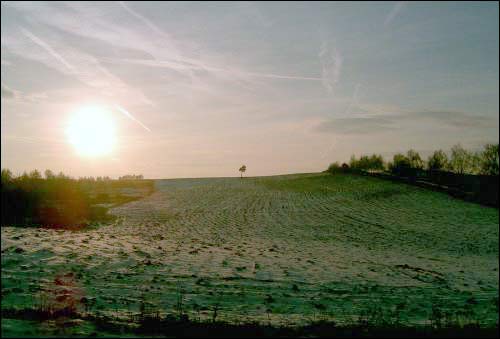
1,172,498,336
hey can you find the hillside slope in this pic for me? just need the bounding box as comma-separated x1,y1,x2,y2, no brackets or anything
2,173,498,329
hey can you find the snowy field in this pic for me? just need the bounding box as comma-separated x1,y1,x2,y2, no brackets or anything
1,173,498,335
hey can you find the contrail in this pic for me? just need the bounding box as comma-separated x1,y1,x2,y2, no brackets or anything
344,83,362,115
384,1,406,27
117,1,199,87
118,1,165,37
320,140,337,159
105,57,322,82
242,71,322,81
3,135,67,145
114,104,151,132
21,28,75,72
319,41,342,94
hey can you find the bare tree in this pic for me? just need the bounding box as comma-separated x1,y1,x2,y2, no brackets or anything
239,165,246,179
29,169,42,179
44,169,55,179
406,149,424,169
450,144,473,174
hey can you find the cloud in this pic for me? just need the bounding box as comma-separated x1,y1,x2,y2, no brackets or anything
316,110,497,135
319,41,342,94
102,57,322,82
114,104,151,132
1,83,17,99
21,28,75,72
2,7,155,107
343,83,362,115
118,1,168,38
77,2,318,86
1,82,49,103
3,1,323,109
404,111,496,128
316,116,396,135
384,1,406,27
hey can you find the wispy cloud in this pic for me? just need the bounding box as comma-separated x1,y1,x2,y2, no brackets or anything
317,116,395,135
21,28,75,72
113,2,320,89
1,83,17,99
114,104,151,132
242,70,322,81
4,1,324,109
319,41,342,94
2,2,497,177
102,56,323,83
344,83,362,115
0,83,49,103
319,138,337,159
316,110,498,135
2,6,155,107
384,1,406,27
118,1,171,40
2,135,67,145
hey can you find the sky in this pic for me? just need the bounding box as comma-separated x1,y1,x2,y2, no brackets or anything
1,1,499,179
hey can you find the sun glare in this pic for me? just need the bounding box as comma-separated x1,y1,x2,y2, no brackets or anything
66,105,116,157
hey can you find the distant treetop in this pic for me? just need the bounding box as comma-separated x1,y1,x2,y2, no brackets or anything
119,174,144,180
239,165,247,178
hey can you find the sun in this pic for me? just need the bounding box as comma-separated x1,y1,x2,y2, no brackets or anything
66,105,116,157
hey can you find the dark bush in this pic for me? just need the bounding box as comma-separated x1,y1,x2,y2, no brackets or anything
1,169,153,228
349,154,385,171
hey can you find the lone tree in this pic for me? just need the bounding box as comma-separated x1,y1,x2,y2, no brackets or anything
239,165,246,178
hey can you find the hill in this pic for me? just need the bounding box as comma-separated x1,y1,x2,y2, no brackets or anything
1,173,498,336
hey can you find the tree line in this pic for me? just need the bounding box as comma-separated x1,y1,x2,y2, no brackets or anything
118,174,144,180
327,143,499,176
1,169,148,228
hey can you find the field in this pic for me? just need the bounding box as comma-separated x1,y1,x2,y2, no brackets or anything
1,173,498,336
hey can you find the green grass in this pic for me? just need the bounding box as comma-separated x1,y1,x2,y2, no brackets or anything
259,172,412,195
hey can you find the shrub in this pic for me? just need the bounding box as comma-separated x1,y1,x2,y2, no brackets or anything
327,162,342,173
349,154,385,171
406,150,424,169
479,143,499,175
449,144,475,174
1,169,153,228
427,150,449,171
389,153,411,175
119,174,144,180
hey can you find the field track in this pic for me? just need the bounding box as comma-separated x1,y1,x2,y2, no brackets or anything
2,173,498,326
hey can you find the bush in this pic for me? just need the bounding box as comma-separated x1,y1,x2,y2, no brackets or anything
449,144,475,174
329,144,499,177
388,153,411,175
479,143,499,175
327,162,342,173
349,154,385,171
406,150,424,169
427,150,449,171
1,170,90,227
119,174,144,180
1,169,152,228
